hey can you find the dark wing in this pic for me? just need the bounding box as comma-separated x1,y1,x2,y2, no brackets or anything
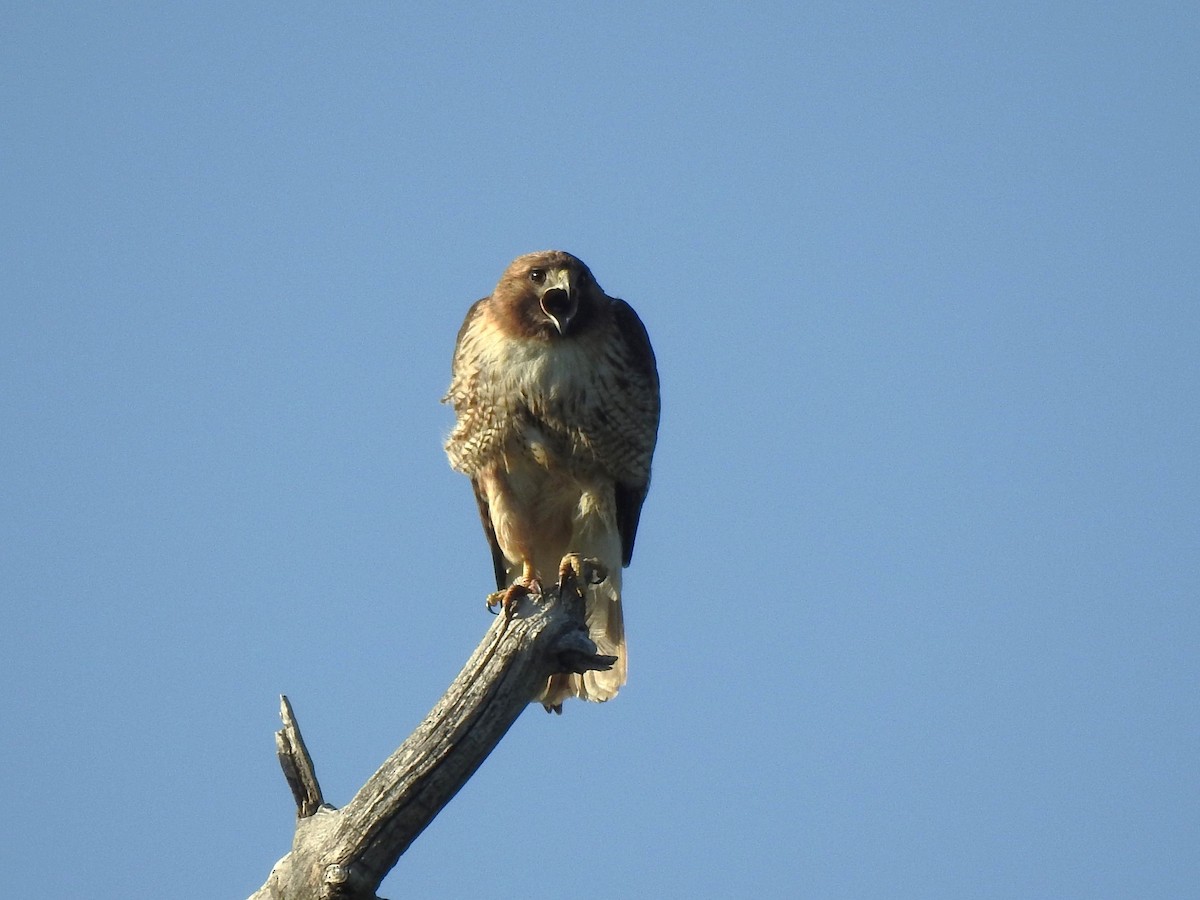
611,298,660,566
472,477,508,591
616,481,649,567
450,296,489,372
448,294,510,590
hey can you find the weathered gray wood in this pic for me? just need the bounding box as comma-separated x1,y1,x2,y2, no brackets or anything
275,695,324,818
249,555,614,900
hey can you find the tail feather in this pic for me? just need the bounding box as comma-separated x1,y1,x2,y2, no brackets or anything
535,489,629,712
580,574,625,701
539,570,625,711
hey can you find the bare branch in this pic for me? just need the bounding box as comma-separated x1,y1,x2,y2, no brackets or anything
249,555,610,900
275,694,324,818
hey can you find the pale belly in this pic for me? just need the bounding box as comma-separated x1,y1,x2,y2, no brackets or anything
483,426,618,584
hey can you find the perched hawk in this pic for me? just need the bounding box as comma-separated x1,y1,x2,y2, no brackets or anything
444,250,660,711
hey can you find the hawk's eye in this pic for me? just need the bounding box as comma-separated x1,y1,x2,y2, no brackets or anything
529,269,546,284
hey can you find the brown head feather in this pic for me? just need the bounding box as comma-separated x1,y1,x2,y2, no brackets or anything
489,250,603,339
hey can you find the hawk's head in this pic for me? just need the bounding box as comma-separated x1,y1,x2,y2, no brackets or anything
492,250,602,339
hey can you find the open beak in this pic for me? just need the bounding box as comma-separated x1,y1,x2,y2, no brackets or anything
539,270,577,335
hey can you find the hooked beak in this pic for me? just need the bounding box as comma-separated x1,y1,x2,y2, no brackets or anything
539,270,577,335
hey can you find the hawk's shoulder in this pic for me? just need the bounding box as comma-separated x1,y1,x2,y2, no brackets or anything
610,298,659,392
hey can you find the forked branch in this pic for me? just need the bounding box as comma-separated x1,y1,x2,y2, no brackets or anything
250,555,613,900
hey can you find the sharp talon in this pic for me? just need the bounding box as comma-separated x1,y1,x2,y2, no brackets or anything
558,554,607,588
559,553,582,583
487,563,544,620
487,581,535,620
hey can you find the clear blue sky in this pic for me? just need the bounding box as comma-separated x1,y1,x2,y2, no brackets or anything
3,4,1196,898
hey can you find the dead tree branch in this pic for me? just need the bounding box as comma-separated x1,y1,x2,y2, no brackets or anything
250,555,614,900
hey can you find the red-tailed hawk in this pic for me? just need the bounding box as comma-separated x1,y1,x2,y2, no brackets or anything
444,250,660,711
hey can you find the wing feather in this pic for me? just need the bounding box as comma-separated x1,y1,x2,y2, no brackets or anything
610,298,660,566
471,477,508,590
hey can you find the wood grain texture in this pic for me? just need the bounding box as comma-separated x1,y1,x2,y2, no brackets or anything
249,556,613,900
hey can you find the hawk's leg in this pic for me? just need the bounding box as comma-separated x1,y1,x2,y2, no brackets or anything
485,560,543,619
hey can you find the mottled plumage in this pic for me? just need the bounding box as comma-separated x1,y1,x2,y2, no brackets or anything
444,250,659,710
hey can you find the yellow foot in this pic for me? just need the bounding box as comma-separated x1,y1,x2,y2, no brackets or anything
485,578,542,619
557,554,608,591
